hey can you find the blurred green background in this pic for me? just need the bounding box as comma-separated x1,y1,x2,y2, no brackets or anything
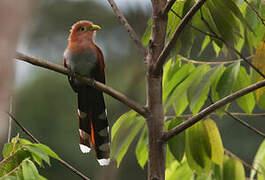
1,0,265,179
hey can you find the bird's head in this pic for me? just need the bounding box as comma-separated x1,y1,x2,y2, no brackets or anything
68,20,101,43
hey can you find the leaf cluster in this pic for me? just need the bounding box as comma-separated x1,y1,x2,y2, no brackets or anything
0,135,60,180
111,0,265,179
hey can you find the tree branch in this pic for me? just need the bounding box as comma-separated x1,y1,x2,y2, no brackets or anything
163,0,177,15
153,0,207,75
165,112,265,120
225,110,265,139
107,0,147,55
14,52,147,117
171,7,265,79
224,148,263,175
162,79,265,141
5,112,90,180
178,54,253,65
199,11,265,79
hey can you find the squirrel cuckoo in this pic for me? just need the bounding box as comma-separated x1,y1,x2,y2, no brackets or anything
63,21,110,166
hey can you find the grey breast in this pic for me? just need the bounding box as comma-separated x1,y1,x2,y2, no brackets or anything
64,50,98,78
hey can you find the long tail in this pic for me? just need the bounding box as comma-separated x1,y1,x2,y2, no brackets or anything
77,86,110,166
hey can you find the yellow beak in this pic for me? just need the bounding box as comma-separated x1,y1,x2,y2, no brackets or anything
91,24,101,31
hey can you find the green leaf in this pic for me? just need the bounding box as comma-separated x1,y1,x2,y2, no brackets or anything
206,0,240,46
19,138,33,145
163,63,195,103
250,140,265,180
188,65,223,114
2,143,15,158
11,134,20,144
185,135,205,174
0,150,31,177
111,111,145,167
185,120,211,172
182,0,195,16
32,144,60,160
166,1,185,41
233,67,255,114
223,0,253,32
111,110,136,139
223,156,245,180
217,62,240,99
39,175,48,180
16,168,24,180
204,118,224,166
166,145,177,169
199,36,211,55
211,66,226,102
196,173,212,180
1,176,17,180
212,41,221,57
213,163,222,180
31,153,43,167
180,27,194,57
22,159,39,180
167,118,185,162
24,144,50,166
135,126,148,169
141,19,151,46
162,58,182,92
165,162,193,180
166,65,209,114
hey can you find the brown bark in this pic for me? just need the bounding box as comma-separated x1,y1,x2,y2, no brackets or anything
146,0,167,179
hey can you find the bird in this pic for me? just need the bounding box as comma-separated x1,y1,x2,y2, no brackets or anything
63,20,110,166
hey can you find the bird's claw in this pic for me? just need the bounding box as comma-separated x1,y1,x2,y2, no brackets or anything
69,69,76,78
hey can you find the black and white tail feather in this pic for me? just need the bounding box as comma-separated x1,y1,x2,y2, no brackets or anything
77,86,110,166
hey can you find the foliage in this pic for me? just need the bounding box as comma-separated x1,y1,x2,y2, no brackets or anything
7,0,265,179
0,135,60,180
111,0,265,179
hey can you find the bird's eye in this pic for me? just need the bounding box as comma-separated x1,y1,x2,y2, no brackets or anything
79,26,87,32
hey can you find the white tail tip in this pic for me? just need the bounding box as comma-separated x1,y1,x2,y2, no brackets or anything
97,158,110,166
79,144,91,153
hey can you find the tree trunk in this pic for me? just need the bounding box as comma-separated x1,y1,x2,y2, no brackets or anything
146,0,167,179
146,75,166,180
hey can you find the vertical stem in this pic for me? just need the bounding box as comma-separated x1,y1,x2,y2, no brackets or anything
7,96,13,142
146,0,167,179
146,75,166,180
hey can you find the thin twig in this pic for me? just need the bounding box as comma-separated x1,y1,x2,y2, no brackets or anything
163,80,265,141
224,148,263,175
14,52,147,117
5,112,90,180
223,38,265,79
163,0,177,15
154,0,207,75
199,11,265,79
7,97,12,142
178,54,254,65
243,0,265,27
169,10,256,66
0,146,24,166
225,110,265,139
169,9,216,38
6,112,39,143
107,0,147,55
172,7,265,79
3,159,24,177
165,112,265,120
